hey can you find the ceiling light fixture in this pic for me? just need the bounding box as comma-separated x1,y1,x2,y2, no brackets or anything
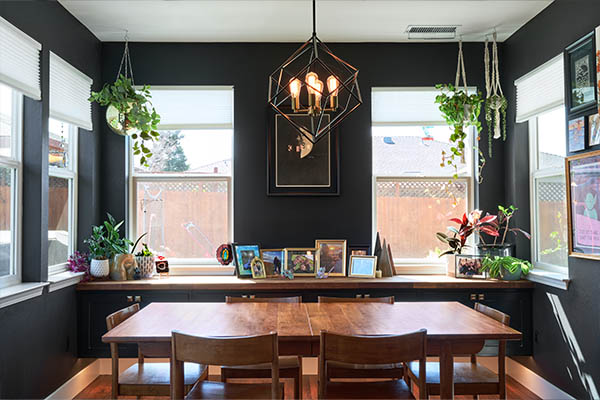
268,0,362,143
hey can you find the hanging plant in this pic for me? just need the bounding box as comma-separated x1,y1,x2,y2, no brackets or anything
484,33,507,157
88,38,160,166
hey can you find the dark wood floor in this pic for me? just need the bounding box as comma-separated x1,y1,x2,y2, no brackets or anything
74,374,541,399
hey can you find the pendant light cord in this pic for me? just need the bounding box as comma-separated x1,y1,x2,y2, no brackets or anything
312,0,316,37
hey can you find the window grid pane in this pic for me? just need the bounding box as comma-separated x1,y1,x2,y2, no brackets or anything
49,118,71,169
0,166,14,278
535,175,568,268
48,176,70,267
0,83,13,158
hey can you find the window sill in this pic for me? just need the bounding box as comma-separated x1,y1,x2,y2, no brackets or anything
48,271,85,292
0,282,48,309
527,270,570,290
169,266,235,276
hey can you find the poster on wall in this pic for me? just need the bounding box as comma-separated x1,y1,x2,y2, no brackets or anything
566,150,600,259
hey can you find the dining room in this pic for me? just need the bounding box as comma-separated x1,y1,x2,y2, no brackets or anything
0,1,598,399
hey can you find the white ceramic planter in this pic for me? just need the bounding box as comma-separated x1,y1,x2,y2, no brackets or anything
446,254,456,277
135,256,155,279
90,259,109,278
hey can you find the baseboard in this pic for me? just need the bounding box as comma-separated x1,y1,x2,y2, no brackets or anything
46,356,572,400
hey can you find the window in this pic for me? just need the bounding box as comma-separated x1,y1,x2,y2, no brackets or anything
372,88,475,272
0,82,22,288
529,107,568,273
48,118,77,274
129,87,233,270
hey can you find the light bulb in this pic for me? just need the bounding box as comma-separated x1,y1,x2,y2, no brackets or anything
305,72,319,94
289,78,301,98
314,80,324,107
327,75,338,95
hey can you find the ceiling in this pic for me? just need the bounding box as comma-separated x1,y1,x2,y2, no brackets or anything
58,0,553,43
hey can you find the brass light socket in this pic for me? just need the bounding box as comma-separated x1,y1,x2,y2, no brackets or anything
330,95,338,110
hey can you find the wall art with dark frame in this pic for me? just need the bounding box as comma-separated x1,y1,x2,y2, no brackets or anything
565,150,600,260
565,32,597,115
267,112,339,196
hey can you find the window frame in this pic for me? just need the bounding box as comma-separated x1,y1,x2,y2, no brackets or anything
48,120,78,275
0,87,23,289
528,112,569,275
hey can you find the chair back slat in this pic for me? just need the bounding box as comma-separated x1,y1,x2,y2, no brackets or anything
320,329,426,365
474,302,510,325
226,296,302,303
106,303,140,330
317,296,394,304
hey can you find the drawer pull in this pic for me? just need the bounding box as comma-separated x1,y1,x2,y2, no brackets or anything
134,296,142,302
126,296,133,303
470,294,476,301
478,294,485,301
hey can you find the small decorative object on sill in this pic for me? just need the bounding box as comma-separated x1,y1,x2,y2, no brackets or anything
455,254,487,279
480,256,532,281
375,270,382,279
155,256,170,276
268,0,362,144
232,244,261,279
387,243,397,276
484,32,507,158
216,243,234,265
316,266,329,279
114,253,137,281
349,255,378,278
89,258,109,279
68,251,91,281
251,257,267,279
133,267,142,280
282,268,294,280
376,238,394,277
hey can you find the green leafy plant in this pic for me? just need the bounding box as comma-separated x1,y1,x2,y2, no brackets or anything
135,243,153,257
435,84,484,179
84,226,110,260
102,213,132,256
88,74,160,166
488,205,531,246
480,256,532,279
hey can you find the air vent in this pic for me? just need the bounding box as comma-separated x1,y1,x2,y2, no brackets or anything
406,25,459,40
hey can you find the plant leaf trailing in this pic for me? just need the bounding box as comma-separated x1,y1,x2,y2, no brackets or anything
88,75,160,166
435,84,485,181
480,255,532,279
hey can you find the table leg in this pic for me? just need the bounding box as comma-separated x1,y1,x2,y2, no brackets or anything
439,341,454,399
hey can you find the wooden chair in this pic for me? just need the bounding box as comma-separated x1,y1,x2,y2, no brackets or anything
172,331,283,399
319,330,427,399
221,296,303,399
106,304,207,398
317,296,404,380
406,302,511,399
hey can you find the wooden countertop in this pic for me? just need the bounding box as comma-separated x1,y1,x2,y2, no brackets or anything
76,275,533,291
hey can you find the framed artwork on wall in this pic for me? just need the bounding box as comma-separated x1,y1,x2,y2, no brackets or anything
566,32,597,114
590,113,600,147
596,26,600,114
267,113,339,196
568,116,586,152
566,150,600,260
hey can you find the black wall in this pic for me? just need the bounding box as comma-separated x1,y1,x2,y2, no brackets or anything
0,1,101,398
502,1,600,398
100,41,505,248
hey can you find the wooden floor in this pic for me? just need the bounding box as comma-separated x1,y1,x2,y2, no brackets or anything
74,374,540,399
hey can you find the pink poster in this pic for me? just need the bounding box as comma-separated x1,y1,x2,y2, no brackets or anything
569,152,600,255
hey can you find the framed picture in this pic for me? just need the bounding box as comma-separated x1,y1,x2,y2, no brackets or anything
348,255,377,278
566,150,600,259
232,244,260,278
566,32,597,114
455,254,487,279
251,257,267,279
284,248,316,276
267,114,339,196
596,26,600,114
349,244,371,256
568,116,586,152
260,249,284,277
315,239,347,276
589,113,600,146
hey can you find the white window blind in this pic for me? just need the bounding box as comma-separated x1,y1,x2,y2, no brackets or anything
515,54,564,123
0,16,41,100
49,52,93,130
149,86,233,129
372,87,476,126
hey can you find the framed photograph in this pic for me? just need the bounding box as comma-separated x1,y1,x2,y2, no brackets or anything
232,244,260,278
284,248,316,276
267,114,339,196
589,113,600,146
568,116,586,152
348,255,377,278
315,239,347,276
349,244,371,256
566,150,600,259
260,249,284,277
455,254,487,279
566,32,597,114
251,257,267,279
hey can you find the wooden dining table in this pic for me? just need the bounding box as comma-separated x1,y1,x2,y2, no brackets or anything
103,301,522,399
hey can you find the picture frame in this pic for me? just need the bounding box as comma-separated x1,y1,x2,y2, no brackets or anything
348,255,377,278
589,113,600,146
232,244,261,278
315,239,347,276
251,257,267,279
455,254,487,279
348,244,371,256
267,113,339,196
260,249,284,277
284,248,316,276
566,32,597,114
568,116,586,152
565,150,600,260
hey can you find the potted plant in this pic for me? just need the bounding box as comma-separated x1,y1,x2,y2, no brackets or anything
436,210,499,276
132,234,154,279
84,225,111,278
98,213,134,281
479,205,530,257
88,74,160,166
435,83,484,179
67,251,91,281
480,256,532,281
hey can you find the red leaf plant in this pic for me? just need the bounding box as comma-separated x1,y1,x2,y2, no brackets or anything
436,210,499,256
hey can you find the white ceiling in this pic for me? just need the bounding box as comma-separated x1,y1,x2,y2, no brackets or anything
58,0,553,43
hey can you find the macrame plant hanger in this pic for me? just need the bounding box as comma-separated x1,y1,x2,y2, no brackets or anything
455,39,469,164
484,32,507,157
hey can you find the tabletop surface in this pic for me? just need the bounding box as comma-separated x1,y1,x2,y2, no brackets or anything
103,302,522,343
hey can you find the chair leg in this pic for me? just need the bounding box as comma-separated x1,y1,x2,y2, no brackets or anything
295,366,303,400
221,367,228,383
499,340,507,400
